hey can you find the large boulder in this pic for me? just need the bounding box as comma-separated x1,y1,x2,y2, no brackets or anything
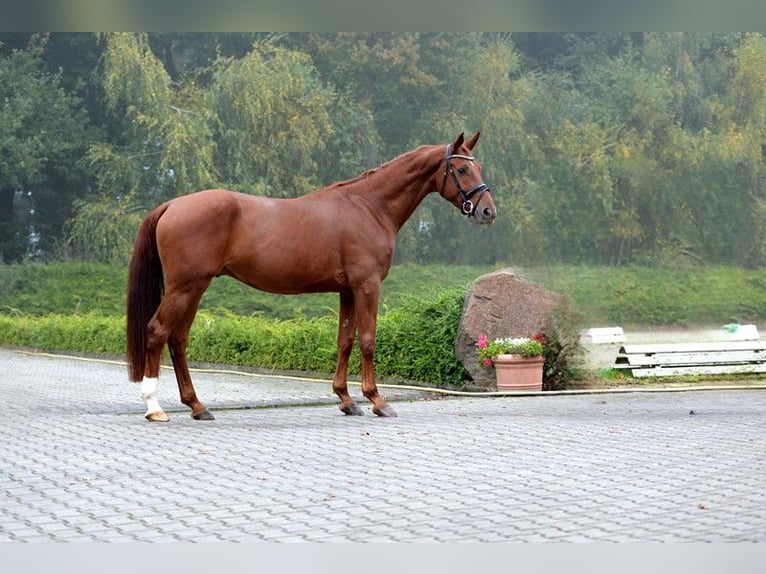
454,268,564,388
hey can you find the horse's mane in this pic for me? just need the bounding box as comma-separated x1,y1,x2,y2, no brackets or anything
325,144,439,192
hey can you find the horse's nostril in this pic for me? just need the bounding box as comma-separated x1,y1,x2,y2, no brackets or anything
483,206,494,218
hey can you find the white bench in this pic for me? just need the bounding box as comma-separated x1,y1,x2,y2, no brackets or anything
718,323,760,341
581,327,625,345
613,340,766,377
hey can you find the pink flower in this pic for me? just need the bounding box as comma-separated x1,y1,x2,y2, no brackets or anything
483,358,493,367
477,333,488,349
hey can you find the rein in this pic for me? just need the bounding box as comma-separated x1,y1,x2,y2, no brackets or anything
439,144,490,217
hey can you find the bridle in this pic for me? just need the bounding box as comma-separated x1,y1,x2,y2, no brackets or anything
439,144,490,217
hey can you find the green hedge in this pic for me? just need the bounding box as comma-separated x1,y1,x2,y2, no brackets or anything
0,289,469,386
0,313,125,354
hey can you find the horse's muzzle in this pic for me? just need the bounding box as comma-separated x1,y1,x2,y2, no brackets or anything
472,192,497,225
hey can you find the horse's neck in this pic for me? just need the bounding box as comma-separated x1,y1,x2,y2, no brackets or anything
360,148,440,231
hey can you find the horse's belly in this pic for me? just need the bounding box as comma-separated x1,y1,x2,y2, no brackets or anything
222,258,346,295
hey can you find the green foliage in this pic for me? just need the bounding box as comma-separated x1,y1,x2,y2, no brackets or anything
375,289,467,385
0,262,128,315
302,33,449,158
477,336,544,364
0,262,493,319
66,195,144,264
0,302,463,388
91,33,216,202
206,42,335,195
5,262,766,328
0,292,471,387
730,33,766,126
522,264,766,327
0,42,89,262
539,300,585,391
185,312,339,373
72,34,363,263
0,35,748,265
0,313,124,355
5,262,766,388
0,280,581,390
9,32,766,269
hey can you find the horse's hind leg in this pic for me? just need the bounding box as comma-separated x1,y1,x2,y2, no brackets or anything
141,282,209,421
333,289,364,416
168,292,214,421
141,311,174,422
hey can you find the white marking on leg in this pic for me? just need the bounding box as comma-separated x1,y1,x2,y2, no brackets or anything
140,377,166,420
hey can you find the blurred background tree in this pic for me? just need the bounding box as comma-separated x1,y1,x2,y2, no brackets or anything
1,32,765,268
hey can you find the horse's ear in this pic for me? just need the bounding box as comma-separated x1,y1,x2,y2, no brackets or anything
465,131,481,151
450,132,465,154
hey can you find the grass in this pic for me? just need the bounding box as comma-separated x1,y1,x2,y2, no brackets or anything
4,261,766,326
520,264,766,327
0,262,494,319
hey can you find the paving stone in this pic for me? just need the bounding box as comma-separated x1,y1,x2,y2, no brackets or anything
2,347,766,542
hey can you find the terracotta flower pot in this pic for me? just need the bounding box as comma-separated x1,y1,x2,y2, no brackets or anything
493,354,544,391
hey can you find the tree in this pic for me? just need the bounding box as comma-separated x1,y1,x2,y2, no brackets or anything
0,43,88,262
70,34,349,262
90,32,216,203
67,33,217,261
300,33,455,158
386,35,528,264
7,32,766,267
205,41,335,196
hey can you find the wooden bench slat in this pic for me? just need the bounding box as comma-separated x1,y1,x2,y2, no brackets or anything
613,339,766,377
615,350,766,367
618,341,766,354
629,363,766,377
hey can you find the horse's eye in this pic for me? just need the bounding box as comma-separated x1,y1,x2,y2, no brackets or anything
457,167,468,175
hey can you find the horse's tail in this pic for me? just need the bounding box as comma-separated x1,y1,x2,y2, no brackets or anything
126,203,169,382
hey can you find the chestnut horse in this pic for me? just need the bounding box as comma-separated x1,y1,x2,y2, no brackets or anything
126,132,496,421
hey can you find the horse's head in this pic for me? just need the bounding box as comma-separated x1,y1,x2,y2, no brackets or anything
437,132,496,225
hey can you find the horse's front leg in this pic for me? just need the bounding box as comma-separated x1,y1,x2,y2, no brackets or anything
355,282,397,418
333,289,363,415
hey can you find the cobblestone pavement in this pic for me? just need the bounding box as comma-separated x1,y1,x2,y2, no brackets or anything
1,347,765,542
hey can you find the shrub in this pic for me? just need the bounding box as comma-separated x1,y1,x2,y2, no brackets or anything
0,291,471,387
185,312,339,372
539,300,586,391
375,288,466,385
0,313,124,354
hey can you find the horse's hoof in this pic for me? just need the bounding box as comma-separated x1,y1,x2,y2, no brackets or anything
372,404,398,418
192,409,215,421
340,403,364,416
145,411,170,422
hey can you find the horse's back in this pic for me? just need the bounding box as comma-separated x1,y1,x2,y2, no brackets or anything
162,188,249,218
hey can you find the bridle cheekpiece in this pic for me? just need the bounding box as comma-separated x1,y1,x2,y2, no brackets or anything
440,144,489,217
